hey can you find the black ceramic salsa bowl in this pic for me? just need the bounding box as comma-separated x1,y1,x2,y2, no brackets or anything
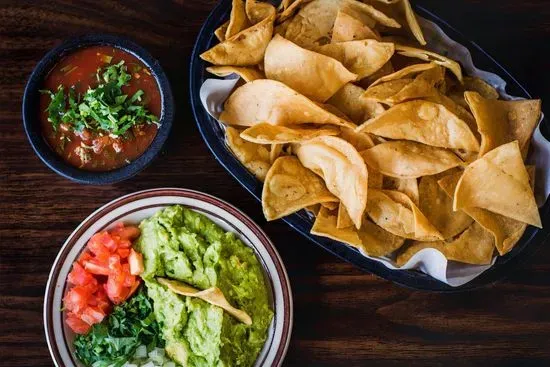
23,34,174,185
189,1,550,291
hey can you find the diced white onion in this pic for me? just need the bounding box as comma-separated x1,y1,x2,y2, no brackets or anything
134,344,148,358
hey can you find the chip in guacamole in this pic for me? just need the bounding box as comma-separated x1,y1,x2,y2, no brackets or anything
136,205,273,367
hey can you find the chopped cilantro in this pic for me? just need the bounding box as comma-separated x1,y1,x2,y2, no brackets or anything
73,289,164,367
40,61,158,136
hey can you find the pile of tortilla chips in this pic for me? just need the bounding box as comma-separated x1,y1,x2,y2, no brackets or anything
201,0,543,267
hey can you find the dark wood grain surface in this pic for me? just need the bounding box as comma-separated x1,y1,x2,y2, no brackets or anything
1,1,549,366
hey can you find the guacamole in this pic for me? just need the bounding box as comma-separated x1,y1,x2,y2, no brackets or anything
136,205,273,367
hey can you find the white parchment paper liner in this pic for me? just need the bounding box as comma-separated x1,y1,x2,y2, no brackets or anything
199,17,549,287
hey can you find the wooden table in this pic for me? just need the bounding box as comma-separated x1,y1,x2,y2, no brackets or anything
1,1,549,366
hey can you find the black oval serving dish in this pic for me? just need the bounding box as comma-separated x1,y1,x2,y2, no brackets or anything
189,1,550,291
23,34,174,185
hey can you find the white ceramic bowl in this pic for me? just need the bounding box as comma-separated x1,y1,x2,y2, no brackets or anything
44,188,293,367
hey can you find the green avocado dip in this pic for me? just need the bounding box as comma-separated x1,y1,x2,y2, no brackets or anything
136,205,273,367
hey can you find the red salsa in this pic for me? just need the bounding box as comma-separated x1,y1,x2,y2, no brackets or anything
40,46,161,171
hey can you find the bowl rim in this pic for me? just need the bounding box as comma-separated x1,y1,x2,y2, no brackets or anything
189,0,550,292
43,188,293,366
22,34,174,185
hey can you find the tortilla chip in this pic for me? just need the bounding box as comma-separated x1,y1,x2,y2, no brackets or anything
240,123,339,144
394,45,463,82
337,202,354,229
284,0,399,49
419,173,473,239
327,83,385,123
270,143,284,163
314,40,395,79
226,126,271,181
321,201,339,210
279,0,294,11
220,79,352,127
360,61,395,87
341,0,401,28
367,190,418,238
277,0,311,23
464,91,541,157
363,78,418,104
451,149,477,163
383,176,419,206
311,207,405,256
332,10,380,42
295,136,368,228
274,17,292,36
319,102,352,121
454,141,541,228
264,35,358,102
366,189,442,240
371,0,426,45
262,156,338,220
157,278,252,325
461,76,499,100
206,66,265,82
386,190,442,240
360,141,462,179
425,91,478,140
369,62,436,87
339,126,375,150
214,21,230,42
438,168,534,256
368,167,384,189
200,14,274,66
245,0,276,24
356,100,480,151
226,0,251,39
342,131,383,190
400,0,426,45
363,65,445,105
305,204,321,216
282,0,343,48
396,222,494,266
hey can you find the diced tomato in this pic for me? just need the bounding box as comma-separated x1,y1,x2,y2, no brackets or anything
88,232,117,253
87,233,108,255
80,306,106,325
67,263,95,286
64,223,144,333
81,278,99,294
112,287,130,305
83,260,110,275
66,312,91,334
127,279,141,299
121,264,136,287
111,225,141,241
108,255,122,273
94,290,112,313
116,238,133,248
105,275,124,304
63,286,91,314
116,247,131,259
77,251,93,266
129,249,144,276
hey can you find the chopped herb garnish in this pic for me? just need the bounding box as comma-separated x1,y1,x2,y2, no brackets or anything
40,61,158,136
73,289,164,367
